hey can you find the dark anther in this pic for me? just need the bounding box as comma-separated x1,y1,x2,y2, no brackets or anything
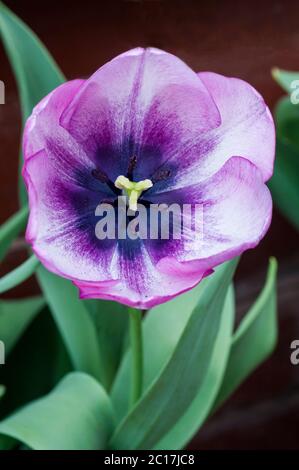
127,155,137,179
91,168,121,195
152,169,171,183
91,168,109,183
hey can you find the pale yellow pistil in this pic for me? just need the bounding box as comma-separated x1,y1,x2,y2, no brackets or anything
114,175,153,212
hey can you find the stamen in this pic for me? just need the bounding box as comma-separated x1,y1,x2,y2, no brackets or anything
114,175,153,212
92,168,121,195
127,155,137,179
152,169,171,183
91,168,109,183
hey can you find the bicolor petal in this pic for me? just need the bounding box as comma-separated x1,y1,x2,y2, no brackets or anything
23,48,275,309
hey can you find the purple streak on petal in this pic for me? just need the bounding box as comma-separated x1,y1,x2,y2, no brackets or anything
150,72,275,195
61,81,125,179
73,244,208,309
60,48,221,184
22,49,275,309
133,84,220,185
147,156,272,270
23,148,117,281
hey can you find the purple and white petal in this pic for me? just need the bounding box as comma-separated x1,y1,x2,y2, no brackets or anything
22,48,275,309
198,72,275,182
24,148,117,281
147,156,272,271
23,79,85,158
60,48,221,184
152,72,275,194
74,240,207,309
76,157,272,309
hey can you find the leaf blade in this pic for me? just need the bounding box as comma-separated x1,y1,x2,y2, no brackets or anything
213,257,278,410
0,295,45,356
155,285,235,450
36,266,106,386
110,259,238,450
111,268,207,421
268,138,299,230
0,372,115,450
0,1,65,205
86,300,128,391
0,206,28,262
0,254,39,294
272,67,299,94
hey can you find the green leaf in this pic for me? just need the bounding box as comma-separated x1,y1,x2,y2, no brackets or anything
0,206,28,262
155,286,235,450
0,434,14,450
0,295,45,356
272,67,299,94
0,372,115,450
110,259,238,450
0,2,109,390
267,95,299,230
0,1,65,205
269,137,299,230
213,257,278,410
86,300,128,391
274,96,299,147
112,263,228,421
0,254,40,294
270,70,299,229
0,2,65,119
36,266,106,386
0,307,71,422
0,386,5,400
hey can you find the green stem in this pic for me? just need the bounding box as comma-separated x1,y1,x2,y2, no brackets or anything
128,307,143,407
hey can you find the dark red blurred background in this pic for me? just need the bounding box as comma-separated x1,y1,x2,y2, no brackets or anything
0,0,298,449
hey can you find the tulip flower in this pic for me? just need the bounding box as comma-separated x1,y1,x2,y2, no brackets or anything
23,48,275,309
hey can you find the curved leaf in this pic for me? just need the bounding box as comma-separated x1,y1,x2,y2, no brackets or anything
0,295,45,356
0,1,65,205
269,137,299,230
0,255,39,294
272,67,299,94
155,286,235,450
0,307,71,422
86,300,128,391
0,206,28,262
274,96,299,147
36,266,106,386
111,262,235,421
270,74,299,230
213,257,278,410
0,434,14,450
111,267,208,420
0,372,115,450
110,259,238,450
0,4,110,391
